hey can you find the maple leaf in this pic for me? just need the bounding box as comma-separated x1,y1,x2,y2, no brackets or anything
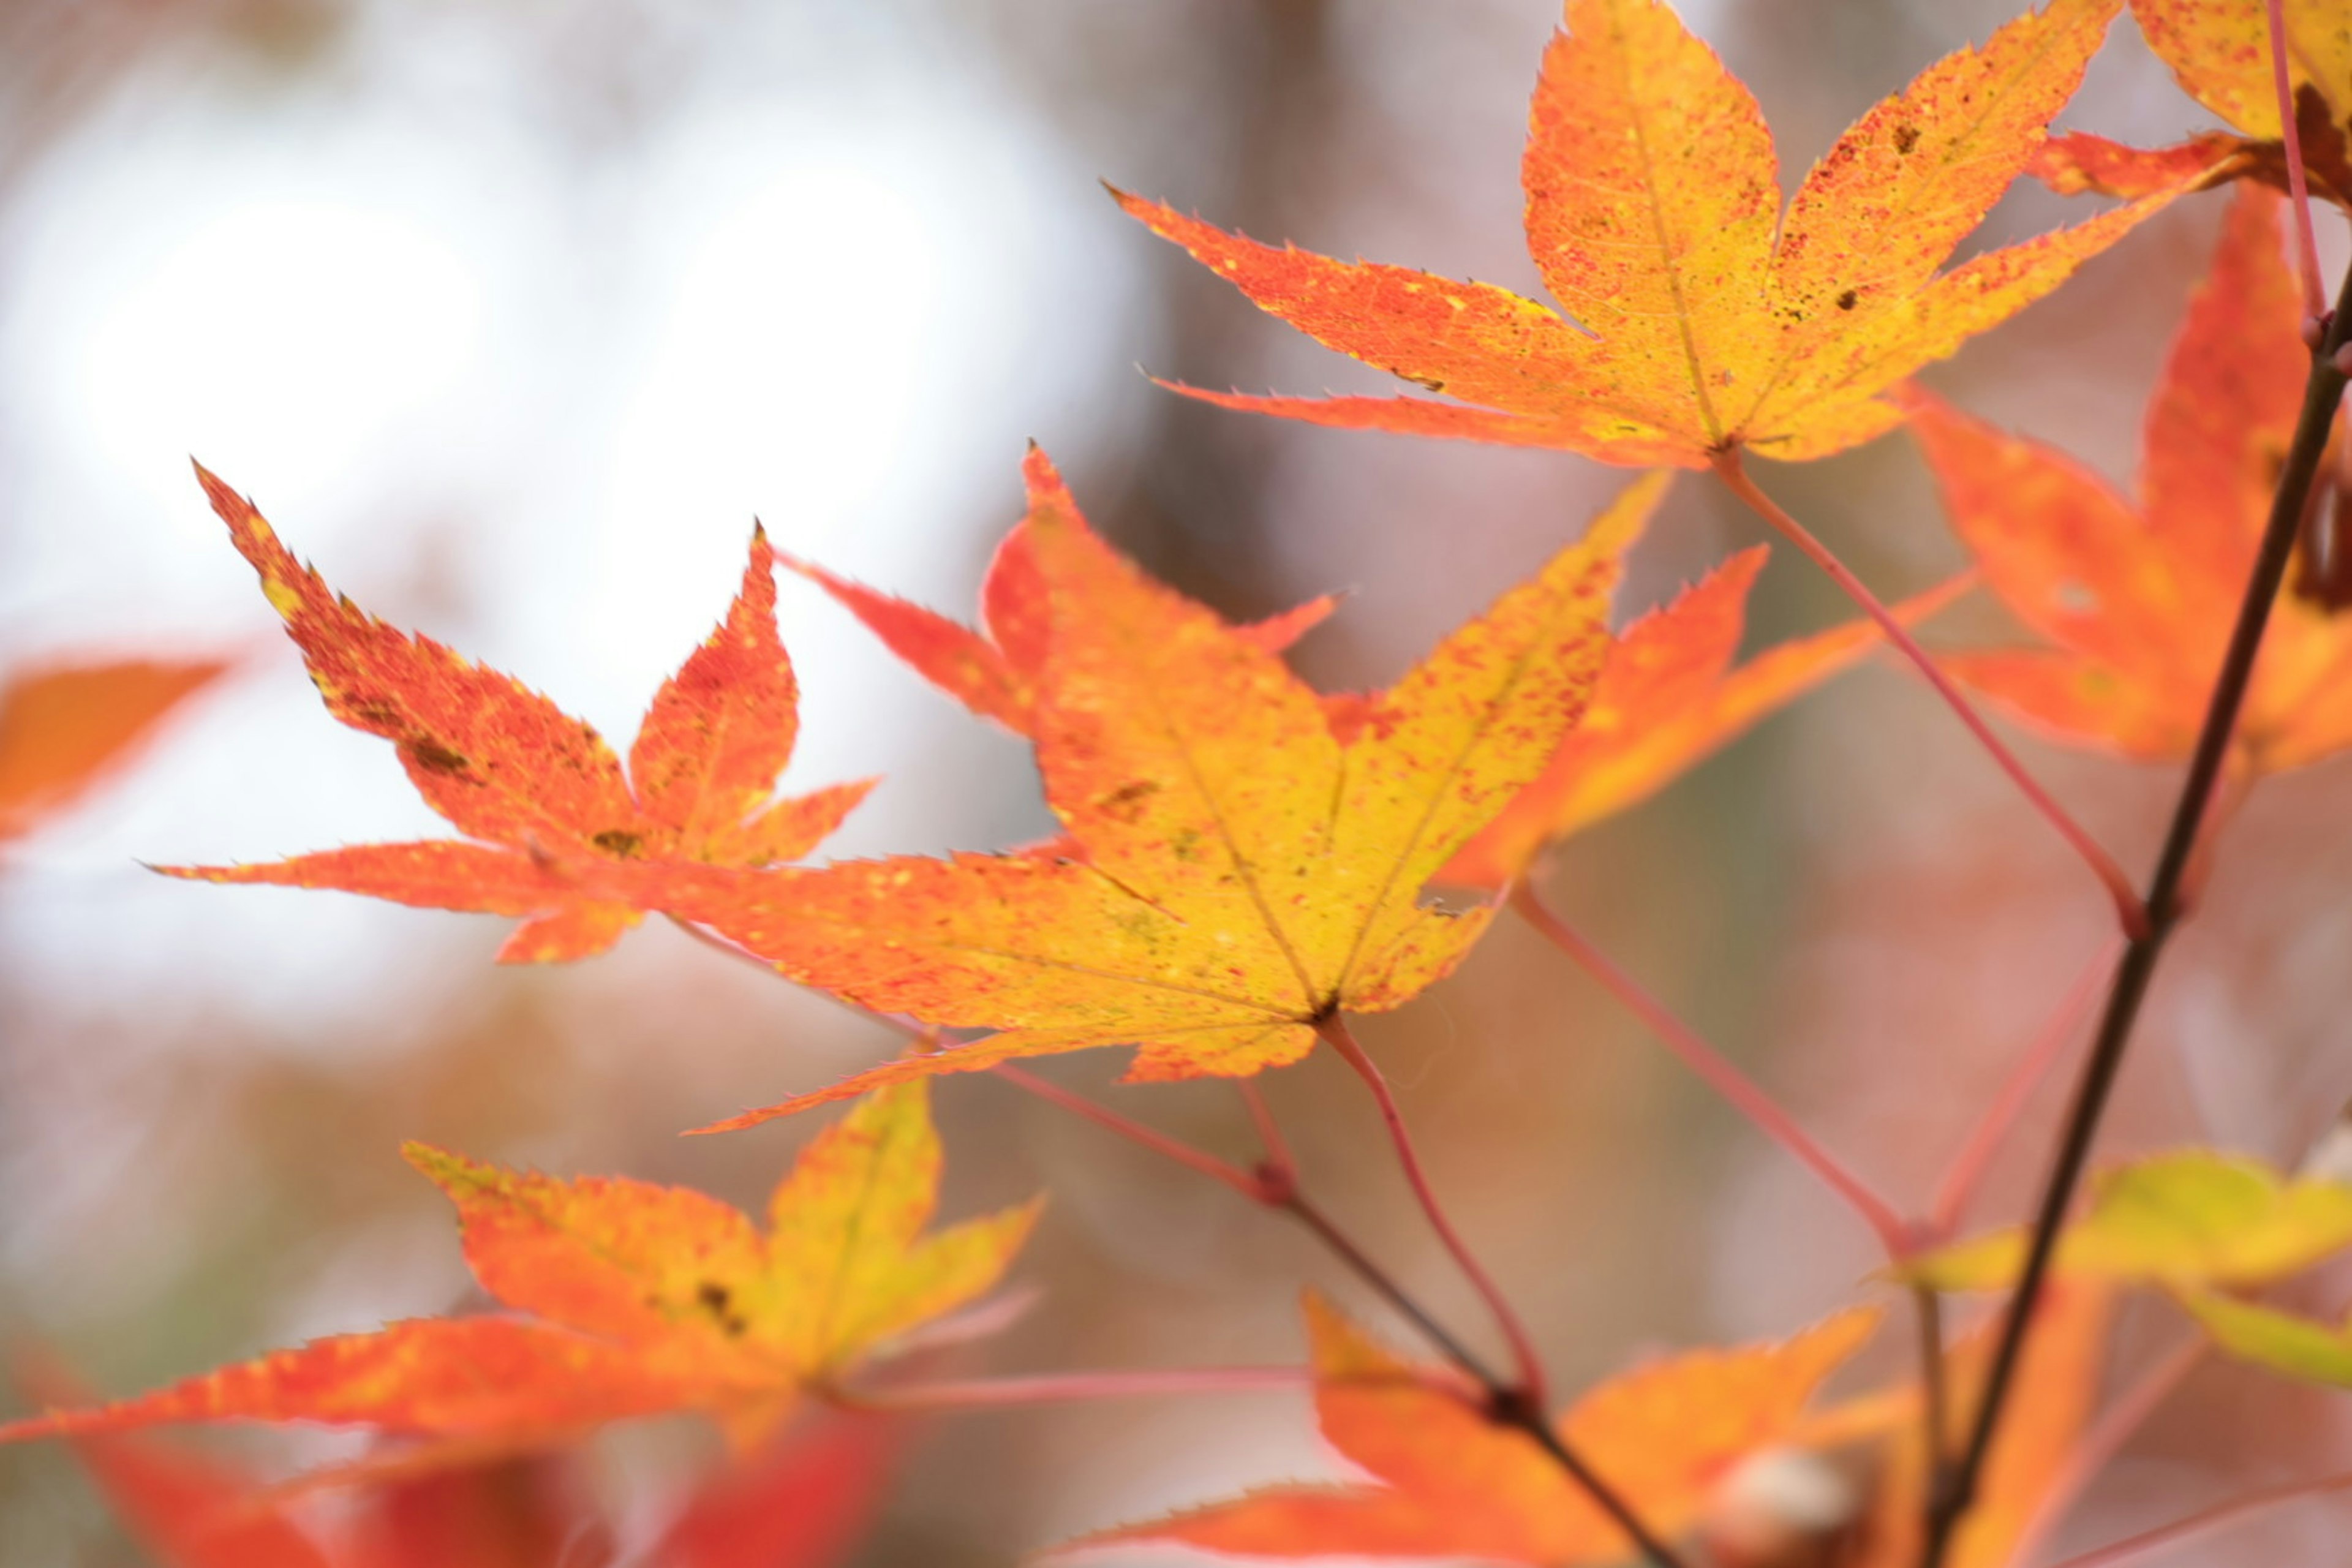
1072,1293,1875,1564
2176,1290,2352,1391
1115,0,2181,469
655,452,1655,1129
2035,1,2352,205
1911,186,2352,772
0,655,229,845
1439,551,1973,889
1902,1149,2352,1292
161,467,873,963
783,461,1334,737
0,1084,1038,1460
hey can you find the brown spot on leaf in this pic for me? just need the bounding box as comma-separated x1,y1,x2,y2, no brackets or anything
1095,779,1161,824
1893,124,1920,155
349,701,404,731
592,829,643,858
404,739,472,777
1835,289,1858,311
696,1281,750,1336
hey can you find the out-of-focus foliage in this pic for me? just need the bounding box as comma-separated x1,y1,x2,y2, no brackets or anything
0,657,227,844
3,1084,1036,1457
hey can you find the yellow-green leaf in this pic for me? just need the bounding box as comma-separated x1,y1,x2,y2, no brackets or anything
2177,1290,2352,1389
1904,1150,2352,1291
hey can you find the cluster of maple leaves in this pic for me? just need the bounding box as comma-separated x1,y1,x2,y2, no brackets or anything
9,0,2352,1564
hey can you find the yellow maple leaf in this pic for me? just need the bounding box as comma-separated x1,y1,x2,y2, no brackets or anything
0,1084,1038,1457
655,453,1657,1128
1119,0,2180,468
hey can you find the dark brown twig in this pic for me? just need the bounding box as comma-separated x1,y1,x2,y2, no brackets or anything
1920,258,2352,1568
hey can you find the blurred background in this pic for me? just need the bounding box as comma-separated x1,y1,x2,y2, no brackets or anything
2,0,2349,1561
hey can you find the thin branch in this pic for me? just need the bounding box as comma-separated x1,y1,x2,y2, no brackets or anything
1313,1012,1551,1406
1230,1080,1506,1384
1926,936,2124,1239
667,913,941,1046
2267,0,2328,330
2049,1465,2352,1568
676,910,1686,1560
990,1062,1268,1199
1512,881,1912,1256
1913,1283,1954,1518
1921,257,2352,1568
1279,1188,1502,1384
996,1041,1694,1568
1236,1079,1298,1189
1317,1014,1695,1568
667,911,793,977
833,1365,1311,1414
1710,451,2147,934
987,1059,1482,1371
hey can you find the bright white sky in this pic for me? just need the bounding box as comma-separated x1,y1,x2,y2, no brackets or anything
0,36,1144,1037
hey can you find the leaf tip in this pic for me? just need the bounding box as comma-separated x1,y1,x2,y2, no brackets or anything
401,1140,492,1198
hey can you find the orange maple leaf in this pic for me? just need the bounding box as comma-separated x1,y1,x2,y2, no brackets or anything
1074,1294,1875,1565
1440,551,1975,889
1117,0,2179,469
0,1084,1036,1461
783,468,1334,737
2035,1,2352,205
1910,185,2352,771
162,467,872,963
0,655,229,845
656,452,1654,1129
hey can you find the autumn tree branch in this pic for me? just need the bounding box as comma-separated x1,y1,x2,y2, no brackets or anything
2266,0,2327,330
984,1058,1694,1568
1312,1012,1551,1404
1510,880,1912,1254
1709,451,2147,933
988,1062,1270,1199
1308,1014,1696,1568
1920,257,2352,1568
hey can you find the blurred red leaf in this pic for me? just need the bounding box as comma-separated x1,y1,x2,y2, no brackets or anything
1913,185,2352,772
0,656,228,845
